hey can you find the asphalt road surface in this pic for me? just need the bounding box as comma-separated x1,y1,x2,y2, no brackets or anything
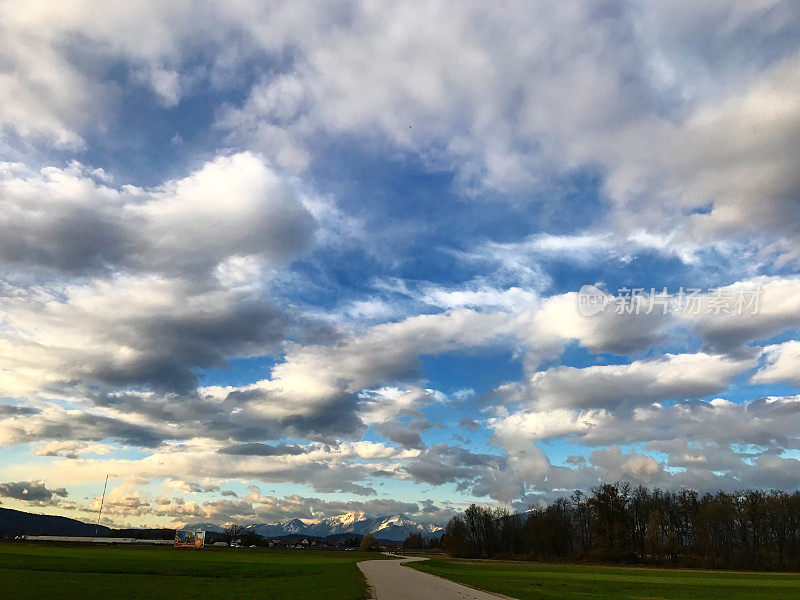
358,555,508,600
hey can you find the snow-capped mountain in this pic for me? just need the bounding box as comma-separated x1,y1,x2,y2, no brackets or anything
188,513,443,542
181,522,224,533
243,518,309,537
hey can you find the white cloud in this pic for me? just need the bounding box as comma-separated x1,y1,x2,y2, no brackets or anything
686,277,800,349
135,152,317,274
33,441,113,459
492,395,800,455
249,308,515,402
358,386,439,425
88,485,151,517
421,285,540,312
219,2,800,262
4,438,416,500
590,446,662,483
488,394,800,498
520,292,675,360
527,353,754,410
753,340,800,387
1,1,796,260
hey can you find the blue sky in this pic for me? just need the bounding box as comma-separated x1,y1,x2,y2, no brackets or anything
1,1,800,527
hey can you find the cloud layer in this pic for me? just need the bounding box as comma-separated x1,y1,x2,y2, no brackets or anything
1,1,799,526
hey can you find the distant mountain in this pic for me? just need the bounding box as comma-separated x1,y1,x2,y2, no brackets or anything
238,513,443,542
179,522,224,533
0,507,111,538
0,506,443,544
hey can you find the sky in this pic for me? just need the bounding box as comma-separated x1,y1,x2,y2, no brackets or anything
1,1,800,529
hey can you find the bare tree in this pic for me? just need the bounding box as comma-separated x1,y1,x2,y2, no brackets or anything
224,524,247,545
440,483,800,570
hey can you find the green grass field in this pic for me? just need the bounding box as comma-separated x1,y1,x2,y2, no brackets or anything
409,558,800,600
0,543,384,600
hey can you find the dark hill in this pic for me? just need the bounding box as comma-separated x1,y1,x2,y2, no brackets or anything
0,507,111,538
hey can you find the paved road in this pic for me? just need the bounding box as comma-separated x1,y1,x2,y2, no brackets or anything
358,555,508,600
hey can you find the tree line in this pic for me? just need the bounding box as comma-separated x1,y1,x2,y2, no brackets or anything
439,483,800,570
401,532,441,550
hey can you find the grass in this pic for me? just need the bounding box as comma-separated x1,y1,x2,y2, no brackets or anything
0,543,387,600
409,558,800,600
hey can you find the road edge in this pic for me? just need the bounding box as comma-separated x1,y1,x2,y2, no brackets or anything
404,559,519,600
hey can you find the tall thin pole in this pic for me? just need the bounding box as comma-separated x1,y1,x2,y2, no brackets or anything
95,474,109,538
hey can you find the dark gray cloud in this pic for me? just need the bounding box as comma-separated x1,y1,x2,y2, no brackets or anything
416,498,461,523
0,481,68,503
376,419,432,450
0,154,323,397
0,402,165,448
0,386,364,452
459,417,479,432
89,298,290,392
224,388,365,441
183,482,220,493
0,202,136,274
405,444,504,486
379,426,424,450
0,405,39,418
217,443,309,456
0,278,341,397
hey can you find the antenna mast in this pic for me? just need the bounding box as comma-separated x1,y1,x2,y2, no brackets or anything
95,474,109,537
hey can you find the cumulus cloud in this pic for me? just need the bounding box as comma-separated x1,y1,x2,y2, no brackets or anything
88,485,151,517
527,353,754,410
0,151,325,399
4,439,417,500
0,153,316,276
590,447,662,484
404,444,504,488
216,2,800,262
206,309,515,441
165,480,221,494
685,277,800,351
492,395,800,451
0,402,164,448
2,2,798,260
359,387,441,425
521,292,676,360
0,275,291,394
753,340,800,387
488,394,800,497
0,17,108,148
2,1,800,521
